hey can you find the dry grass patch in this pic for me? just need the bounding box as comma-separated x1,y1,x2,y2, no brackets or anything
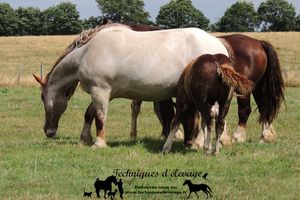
0,32,299,86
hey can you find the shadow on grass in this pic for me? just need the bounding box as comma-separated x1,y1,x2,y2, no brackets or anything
39,135,198,154
40,136,79,146
109,137,197,155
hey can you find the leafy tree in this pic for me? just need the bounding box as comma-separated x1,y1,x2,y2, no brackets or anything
16,7,43,35
0,3,18,36
258,0,296,31
82,16,103,29
156,0,209,30
95,0,150,24
43,2,82,35
216,1,258,32
295,14,300,31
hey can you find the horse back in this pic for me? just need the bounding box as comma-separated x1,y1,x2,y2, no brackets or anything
218,34,267,82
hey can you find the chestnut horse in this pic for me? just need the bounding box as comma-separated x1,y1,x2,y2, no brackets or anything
162,54,254,154
33,23,228,147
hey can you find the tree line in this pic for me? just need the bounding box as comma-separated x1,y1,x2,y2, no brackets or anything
0,0,299,36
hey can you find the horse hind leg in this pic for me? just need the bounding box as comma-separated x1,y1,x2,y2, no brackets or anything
252,90,276,143
200,108,213,155
80,102,95,145
232,95,252,143
260,122,276,143
211,102,231,147
214,88,234,155
130,100,142,139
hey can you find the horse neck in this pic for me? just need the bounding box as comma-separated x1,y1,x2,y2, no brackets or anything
46,55,80,95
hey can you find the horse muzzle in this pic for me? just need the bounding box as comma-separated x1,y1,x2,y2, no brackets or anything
44,126,57,138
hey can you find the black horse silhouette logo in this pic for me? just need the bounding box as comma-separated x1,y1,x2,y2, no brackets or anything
94,175,118,198
183,180,213,199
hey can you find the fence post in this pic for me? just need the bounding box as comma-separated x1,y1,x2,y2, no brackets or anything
40,61,43,80
17,63,23,85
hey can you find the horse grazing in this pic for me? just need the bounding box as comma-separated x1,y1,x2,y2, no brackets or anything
33,23,228,148
162,54,254,154
94,176,117,198
183,180,213,199
156,34,285,151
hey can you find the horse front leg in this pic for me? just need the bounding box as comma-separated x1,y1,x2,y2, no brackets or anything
161,117,180,154
91,87,110,148
130,100,142,139
161,97,187,153
186,191,192,199
232,95,251,143
80,102,95,145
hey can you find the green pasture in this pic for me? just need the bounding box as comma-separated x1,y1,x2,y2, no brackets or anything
0,86,299,199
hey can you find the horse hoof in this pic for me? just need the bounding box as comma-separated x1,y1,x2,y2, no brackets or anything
174,130,184,141
203,146,212,155
232,126,247,143
232,132,246,143
161,146,171,154
92,138,108,148
260,126,276,143
190,142,201,150
220,134,232,147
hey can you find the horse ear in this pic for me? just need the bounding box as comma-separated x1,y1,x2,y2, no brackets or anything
33,74,45,87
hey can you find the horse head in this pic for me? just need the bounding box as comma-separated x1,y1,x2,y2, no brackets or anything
183,180,191,186
33,74,76,138
107,175,118,185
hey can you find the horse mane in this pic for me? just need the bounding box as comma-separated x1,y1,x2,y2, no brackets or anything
46,21,160,84
46,23,131,83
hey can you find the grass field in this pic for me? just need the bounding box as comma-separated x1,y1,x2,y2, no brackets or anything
0,86,299,199
0,32,299,199
0,32,299,86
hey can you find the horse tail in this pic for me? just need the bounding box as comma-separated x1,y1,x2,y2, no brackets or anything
206,185,213,194
217,63,254,95
256,41,285,124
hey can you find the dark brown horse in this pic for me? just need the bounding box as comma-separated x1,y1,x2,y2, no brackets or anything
189,34,285,147
162,54,254,154
164,33,285,150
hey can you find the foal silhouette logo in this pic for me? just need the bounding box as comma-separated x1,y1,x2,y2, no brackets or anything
183,180,213,199
93,175,124,200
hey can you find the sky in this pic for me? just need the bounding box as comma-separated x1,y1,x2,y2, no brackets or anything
2,0,300,23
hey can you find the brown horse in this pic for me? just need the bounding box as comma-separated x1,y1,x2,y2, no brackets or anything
165,34,285,150
194,34,285,147
162,54,254,154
